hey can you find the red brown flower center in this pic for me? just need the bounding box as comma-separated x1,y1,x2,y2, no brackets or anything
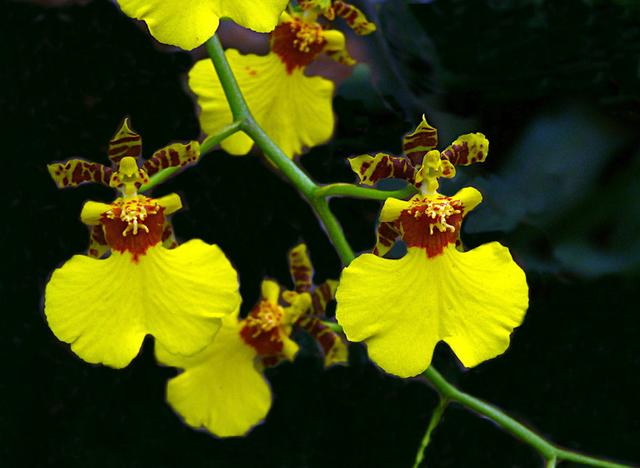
271,18,327,73
399,196,463,258
240,300,286,356
101,196,165,262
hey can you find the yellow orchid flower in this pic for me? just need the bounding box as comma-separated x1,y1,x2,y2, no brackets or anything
156,279,311,437
115,0,288,50
335,117,529,378
156,243,345,437
189,7,375,158
44,122,240,369
48,118,199,257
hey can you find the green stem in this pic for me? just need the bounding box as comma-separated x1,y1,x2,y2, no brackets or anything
206,36,317,199
309,197,355,265
320,320,343,333
204,36,249,120
242,121,317,198
422,367,631,468
204,33,633,468
413,397,449,468
315,182,416,200
200,121,242,154
556,449,632,467
140,121,241,192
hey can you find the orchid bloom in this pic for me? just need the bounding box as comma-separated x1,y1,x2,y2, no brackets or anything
335,116,529,377
44,120,240,368
156,243,345,437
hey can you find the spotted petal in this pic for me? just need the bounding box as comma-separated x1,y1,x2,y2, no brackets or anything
189,51,334,158
331,0,377,35
288,243,314,293
402,116,438,166
45,241,240,368
156,312,271,437
142,141,200,177
336,244,528,377
116,0,288,50
441,133,489,166
349,153,416,186
47,159,112,189
108,117,142,164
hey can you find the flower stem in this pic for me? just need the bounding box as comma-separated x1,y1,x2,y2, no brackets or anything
320,320,344,333
413,397,449,468
315,182,416,200
200,121,242,154
422,367,632,468
203,33,633,468
206,36,317,199
140,120,241,192
309,197,355,265
204,36,250,121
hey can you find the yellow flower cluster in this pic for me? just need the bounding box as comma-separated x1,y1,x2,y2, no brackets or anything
44,0,531,441
157,243,346,436
45,126,344,434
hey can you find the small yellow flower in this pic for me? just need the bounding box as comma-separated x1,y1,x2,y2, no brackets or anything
189,5,375,158
115,0,289,50
335,117,529,378
157,279,309,437
156,243,345,437
44,122,240,369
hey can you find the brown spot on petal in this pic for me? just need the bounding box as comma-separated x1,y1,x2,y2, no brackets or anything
271,18,327,73
399,196,463,258
101,197,165,262
240,300,286,356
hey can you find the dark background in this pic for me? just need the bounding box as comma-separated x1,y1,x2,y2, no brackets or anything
2,0,639,466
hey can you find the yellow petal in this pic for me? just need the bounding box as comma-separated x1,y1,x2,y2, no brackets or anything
189,51,334,158
283,292,312,324
116,0,219,51
156,313,272,437
210,0,288,33
323,30,347,52
155,193,182,216
261,279,281,304
453,187,482,216
336,244,528,377
280,335,300,361
116,0,287,50
379,197,411,223
45,240,240,368
80,201,112,225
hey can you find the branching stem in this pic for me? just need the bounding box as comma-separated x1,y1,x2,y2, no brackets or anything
423,367,631,468
200,33,632,468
